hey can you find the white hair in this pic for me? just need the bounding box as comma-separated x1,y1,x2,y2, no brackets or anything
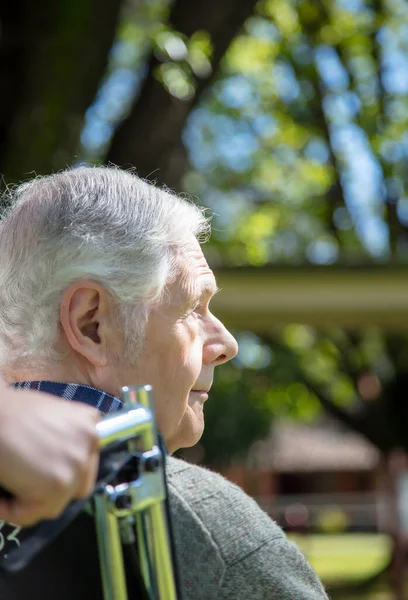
0,166,211,367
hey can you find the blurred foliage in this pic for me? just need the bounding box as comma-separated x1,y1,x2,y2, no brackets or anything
81,0,408,268
182,0,408,267
197,323,398,467
78,0,408,269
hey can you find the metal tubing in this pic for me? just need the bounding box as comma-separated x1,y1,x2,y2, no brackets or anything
94,489,128,600
121,385,156,449
120,387,177,600
135,512,155,597
97,406,152,448
95,387,179,600
146,504,178,600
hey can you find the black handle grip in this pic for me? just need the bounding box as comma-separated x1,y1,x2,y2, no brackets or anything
0,497,88,573
0,445,133,574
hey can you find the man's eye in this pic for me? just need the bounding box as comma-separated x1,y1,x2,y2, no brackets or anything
188,304,200,317
188,303,202,317
181,304,197,318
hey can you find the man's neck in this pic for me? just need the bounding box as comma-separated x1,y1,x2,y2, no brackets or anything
5,358,90,387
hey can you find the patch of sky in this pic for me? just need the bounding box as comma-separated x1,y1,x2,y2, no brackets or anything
183,107,205,145
382,51,408,94
203,188,249,234
380,140,404,163
401,24,408,47
323,92,361,124
216,76,258,109
252,114,277,138
234,332,272,369
273,144,297,166
80,121,114,153
273,61,300,102
361,217,390,259
337,0,365,12
109,39,143,67
246,15,281,42
216,127,259,173
186,146,217,172
306,238,339,264
376,26,396,49
304,138,330,163
386,0,408,17
389,100,408,123
330,124,390,257
183,108,220,171
272,231,301,261
81,67,142,155
185,109,258,173
315,46,350,91
94,68,140,121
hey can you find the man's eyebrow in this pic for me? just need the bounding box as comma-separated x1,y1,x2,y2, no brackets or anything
199,282,221,298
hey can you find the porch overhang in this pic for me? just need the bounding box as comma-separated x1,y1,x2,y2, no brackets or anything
212,265,408,331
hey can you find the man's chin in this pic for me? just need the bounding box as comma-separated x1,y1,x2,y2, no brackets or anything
168,409,204,453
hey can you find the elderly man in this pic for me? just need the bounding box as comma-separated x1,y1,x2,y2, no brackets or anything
0,167,328,600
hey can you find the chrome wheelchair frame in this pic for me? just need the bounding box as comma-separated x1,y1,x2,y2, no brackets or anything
0,384,180,600
95,385,179,600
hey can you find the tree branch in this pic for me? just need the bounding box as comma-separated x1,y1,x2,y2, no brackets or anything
107,0,258,190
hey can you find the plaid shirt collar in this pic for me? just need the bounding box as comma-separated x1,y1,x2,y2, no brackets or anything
13,381,123,415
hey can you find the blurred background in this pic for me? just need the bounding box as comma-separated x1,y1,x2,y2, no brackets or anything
1,0,408,597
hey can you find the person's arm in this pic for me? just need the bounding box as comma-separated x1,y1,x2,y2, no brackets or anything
0,380,100,526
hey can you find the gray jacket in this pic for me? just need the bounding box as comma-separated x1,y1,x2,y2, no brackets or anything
167,456,329,600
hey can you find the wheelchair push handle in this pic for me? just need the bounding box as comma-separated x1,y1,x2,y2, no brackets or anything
0,385,180,600
0,402,154,502
0,395,161,574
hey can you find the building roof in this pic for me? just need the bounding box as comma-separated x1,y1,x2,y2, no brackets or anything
248,421,380,472
211,264,408,330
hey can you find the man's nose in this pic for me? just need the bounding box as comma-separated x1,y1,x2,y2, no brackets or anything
208,316,238,366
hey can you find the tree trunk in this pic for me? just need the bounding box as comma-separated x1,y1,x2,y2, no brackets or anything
107,0,258,191
0,0,123,185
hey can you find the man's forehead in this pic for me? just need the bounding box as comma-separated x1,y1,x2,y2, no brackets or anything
179,262,218,296
173,241,218,297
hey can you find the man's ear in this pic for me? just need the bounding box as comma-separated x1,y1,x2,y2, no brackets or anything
60,280,112,367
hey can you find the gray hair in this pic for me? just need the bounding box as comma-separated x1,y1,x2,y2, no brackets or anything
0,166,211,367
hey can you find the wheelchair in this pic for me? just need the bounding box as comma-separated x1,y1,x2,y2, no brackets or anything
0,385,181,600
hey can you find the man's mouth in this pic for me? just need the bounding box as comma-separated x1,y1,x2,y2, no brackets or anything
190,390,209,401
